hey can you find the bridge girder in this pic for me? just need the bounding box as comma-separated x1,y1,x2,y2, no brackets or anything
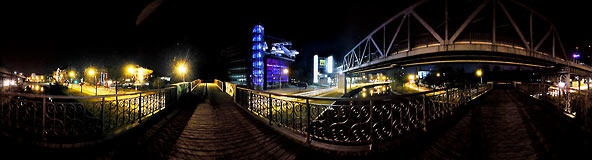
342,0,591,75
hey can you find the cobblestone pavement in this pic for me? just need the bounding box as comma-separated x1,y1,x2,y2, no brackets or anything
156,83,305,159
417,88,592,159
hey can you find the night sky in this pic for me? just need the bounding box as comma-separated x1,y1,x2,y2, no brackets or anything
1,0,590,81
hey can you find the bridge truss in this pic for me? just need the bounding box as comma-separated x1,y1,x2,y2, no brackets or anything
342,0,591,74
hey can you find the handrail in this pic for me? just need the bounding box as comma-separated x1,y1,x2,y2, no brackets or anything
236,86,461,101
0,81,199,99
231,80,492,149
0,79,200,148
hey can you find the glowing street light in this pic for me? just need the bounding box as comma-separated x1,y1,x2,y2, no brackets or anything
177,62,188,82
408,74,415,81
87,68,97,96
436,73,441,77
476,69,483,84
69,71,75,78
127,66,135,74
280,68,289,89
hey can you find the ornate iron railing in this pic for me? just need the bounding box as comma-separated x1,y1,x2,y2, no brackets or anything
0,80,201,145
517,83,592,127
232,84,491,145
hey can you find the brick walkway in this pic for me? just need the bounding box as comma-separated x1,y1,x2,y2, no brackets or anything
163,84,304,159
417,88,592,159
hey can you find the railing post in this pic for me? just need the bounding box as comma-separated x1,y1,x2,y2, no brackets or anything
306,99,311,143
42,98,46,138
268,93,272,125
422,94,427,132
101,97,105,135
138,93,142,123
369,100,374,149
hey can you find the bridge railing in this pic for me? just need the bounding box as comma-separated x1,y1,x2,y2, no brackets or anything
517,83,592,127
230,83,491,146
0,79,201,147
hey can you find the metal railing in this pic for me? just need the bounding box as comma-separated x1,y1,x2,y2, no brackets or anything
517,83,592,127
0,79,201,145
231,83,491,145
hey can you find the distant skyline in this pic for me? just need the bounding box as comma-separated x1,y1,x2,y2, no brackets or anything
1,0,590,81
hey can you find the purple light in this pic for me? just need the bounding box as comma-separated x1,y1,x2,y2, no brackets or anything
573,53,581,59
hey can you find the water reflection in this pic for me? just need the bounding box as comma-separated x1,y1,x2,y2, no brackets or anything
352,84,392,98
24,85,45,93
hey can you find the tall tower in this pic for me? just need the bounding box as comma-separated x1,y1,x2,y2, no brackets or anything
252,25,265,89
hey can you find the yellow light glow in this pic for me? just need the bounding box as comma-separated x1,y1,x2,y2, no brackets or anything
436,73,440,77
177,63,187,74
69,71,75,77
127,66,135,74
138,68,145,82
476,70,483,76
88,68,95,76
362,92,367,97
283,68,289,74
408,74,415,80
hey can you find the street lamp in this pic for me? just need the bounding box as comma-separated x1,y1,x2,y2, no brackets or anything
88,68,97,96
280,68,288,89
476,69,483,84
177,63,187,82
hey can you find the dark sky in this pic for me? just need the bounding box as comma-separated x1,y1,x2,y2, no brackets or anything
0,0,590,80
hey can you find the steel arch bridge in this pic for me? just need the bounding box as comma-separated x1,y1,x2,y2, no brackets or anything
342,0,592,75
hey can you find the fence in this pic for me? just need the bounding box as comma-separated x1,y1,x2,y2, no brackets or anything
217,81,491,146
516,83,592,127
0,79,201,146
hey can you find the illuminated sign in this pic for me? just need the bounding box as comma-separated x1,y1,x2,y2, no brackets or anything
327,56,333,73
314,55,318,83
573,53,581,59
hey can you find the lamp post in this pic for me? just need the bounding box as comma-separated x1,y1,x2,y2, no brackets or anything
177,63,187,82
88,68,97,96
280,68,288,89
68,71,75,87
476,69,483,84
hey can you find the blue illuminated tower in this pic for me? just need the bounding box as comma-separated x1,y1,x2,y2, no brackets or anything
252,25,265,89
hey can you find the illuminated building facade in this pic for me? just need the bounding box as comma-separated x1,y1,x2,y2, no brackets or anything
251,25,299,90
222,44,249,85
313,55,335,85
252,25,265,89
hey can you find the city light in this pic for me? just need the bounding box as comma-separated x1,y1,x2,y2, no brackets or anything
476,69,483,84
313,55,319,83
327,56,333,73
88,68,96,76
573,53,581,59
558,82,566,88
283,68,289,74
176,62,188,82
127,66,135,74
177,64,187,74
69,71,75,77
408,74,415,81
436,73,441,77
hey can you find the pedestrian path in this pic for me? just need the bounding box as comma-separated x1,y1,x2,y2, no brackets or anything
417,88,592,159
166,83,304,159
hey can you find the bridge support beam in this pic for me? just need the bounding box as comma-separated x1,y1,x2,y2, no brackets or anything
338,73,347,94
